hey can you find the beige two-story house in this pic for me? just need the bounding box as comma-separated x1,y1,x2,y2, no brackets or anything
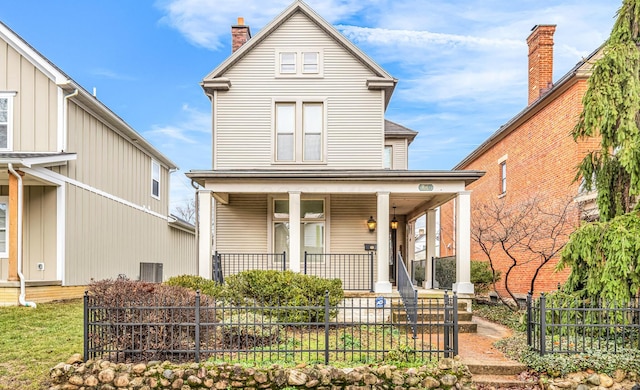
187,0,482,294
0,21,196,305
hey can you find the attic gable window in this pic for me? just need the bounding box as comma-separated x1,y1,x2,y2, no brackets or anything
0,92,16,151
280,52,296,73
277,50,322,76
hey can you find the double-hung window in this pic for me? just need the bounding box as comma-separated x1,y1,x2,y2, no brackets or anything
275,100,325,163
151,160,160,199
0,93,16,151
277,50,322,76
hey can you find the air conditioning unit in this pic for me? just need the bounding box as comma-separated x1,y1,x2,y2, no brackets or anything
139,262,163,283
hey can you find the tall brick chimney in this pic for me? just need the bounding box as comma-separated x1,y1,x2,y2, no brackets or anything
527,24,556,105
231,17,251,53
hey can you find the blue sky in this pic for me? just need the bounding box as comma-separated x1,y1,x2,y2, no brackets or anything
0,0,618,213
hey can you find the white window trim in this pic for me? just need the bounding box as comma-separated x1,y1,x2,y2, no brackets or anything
0,92,17,152
275,49,324,77
383,145,393,169
272,98,327,164
267,195,330,254
151,160,161,200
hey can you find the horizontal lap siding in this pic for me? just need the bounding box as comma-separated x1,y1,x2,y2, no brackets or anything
0,40,58,151
386,139,408,169
215,12,384,169
64,185,195,285
330,195,378,285
215,194,268,253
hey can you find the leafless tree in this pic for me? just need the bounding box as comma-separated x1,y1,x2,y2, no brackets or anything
174,198,196,224
471,195,577,309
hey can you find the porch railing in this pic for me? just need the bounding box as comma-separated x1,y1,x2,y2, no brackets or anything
213,252,373,291
304,252,374,291
213,252,287,281
397,252,418,338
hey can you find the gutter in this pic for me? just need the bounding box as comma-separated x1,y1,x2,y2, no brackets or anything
8,163,36,308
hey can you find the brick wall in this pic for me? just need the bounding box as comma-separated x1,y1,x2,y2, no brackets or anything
440,79,600,297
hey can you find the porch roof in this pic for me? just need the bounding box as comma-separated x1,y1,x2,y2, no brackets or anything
0,152,77,168
187,169,484,187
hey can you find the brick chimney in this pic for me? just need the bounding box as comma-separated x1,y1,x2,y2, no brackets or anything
527,24,556,105
231,17,251,53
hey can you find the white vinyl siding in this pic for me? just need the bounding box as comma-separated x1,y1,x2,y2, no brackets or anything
215,194,268,253
213,12,384,169
384,139,408,169
0,39,59,152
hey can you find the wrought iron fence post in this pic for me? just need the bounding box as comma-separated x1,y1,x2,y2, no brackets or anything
453,292,459,356
431,257,435,288
283,251,287,271
195,291,201,363
324,291,330,365
539,293,546,356
443,290,451,357
526,291,532,347
304,251,308,275
83,291,89,362
369,252,374,292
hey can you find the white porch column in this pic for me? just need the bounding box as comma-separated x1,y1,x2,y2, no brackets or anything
375,192,392,293
453,191,474,294
197,190,213,278
425,209,437,289
289,191,301,273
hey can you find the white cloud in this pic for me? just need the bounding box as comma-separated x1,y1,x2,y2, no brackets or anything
91,68,136,81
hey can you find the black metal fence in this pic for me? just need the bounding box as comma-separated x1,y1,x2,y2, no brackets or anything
84,292,458,364
303,253,374,291
214,252,374,291
397,253,418,337
527,292,640,355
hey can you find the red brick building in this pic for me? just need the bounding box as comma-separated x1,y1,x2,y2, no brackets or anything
439,25,601,297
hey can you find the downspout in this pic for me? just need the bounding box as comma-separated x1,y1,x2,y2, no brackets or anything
8,163,36,308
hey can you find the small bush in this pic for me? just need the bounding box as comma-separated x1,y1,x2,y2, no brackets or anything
87,276,215,362
164,274,224,297
223,270,344,322
217,312,281,349
471,260,500,293
413,265,425,284
520,348,640,377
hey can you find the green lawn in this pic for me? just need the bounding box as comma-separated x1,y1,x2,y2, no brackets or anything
0,299,83,390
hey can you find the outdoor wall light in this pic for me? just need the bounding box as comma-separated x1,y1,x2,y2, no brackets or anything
367,216,377,232
391,205,398,230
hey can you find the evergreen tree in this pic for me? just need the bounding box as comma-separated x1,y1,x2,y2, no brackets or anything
573,0,640,221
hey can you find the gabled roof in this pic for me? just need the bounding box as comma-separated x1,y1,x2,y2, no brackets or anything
201,0,397,107
454,45,604,170
385,120,418,144
0,21,177,170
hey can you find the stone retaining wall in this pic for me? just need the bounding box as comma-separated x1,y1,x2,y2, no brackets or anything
49,354,473,390
541,371,640,390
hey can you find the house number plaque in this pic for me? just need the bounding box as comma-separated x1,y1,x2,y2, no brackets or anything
418,184,434,191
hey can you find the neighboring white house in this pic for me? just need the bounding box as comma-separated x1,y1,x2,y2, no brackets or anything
187,0,482,294
0,21,196,305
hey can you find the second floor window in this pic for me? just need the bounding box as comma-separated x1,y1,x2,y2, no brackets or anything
151,160,160,199
275,101,324,163
0,93,15,151
499,161,507,194
277,50,322,76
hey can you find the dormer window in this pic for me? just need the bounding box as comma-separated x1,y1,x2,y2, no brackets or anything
277,50,322,77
